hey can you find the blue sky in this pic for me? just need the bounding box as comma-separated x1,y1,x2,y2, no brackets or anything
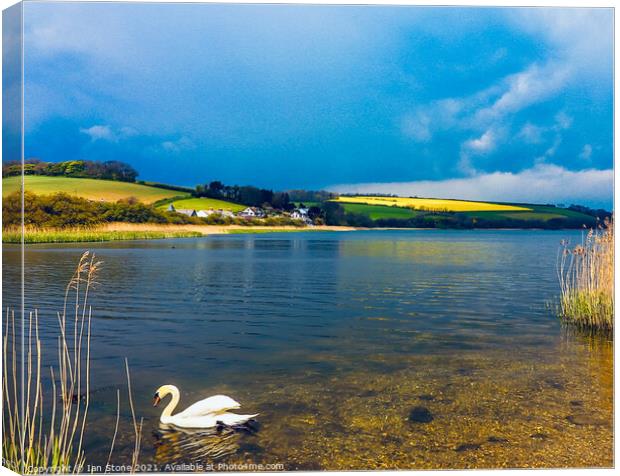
10,2,615,207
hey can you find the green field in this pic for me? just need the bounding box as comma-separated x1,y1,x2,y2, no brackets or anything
336,198,595,226
462,205,595,223
2,176,189,204
333,196,530,212
340,202,419,220
168,197,246,212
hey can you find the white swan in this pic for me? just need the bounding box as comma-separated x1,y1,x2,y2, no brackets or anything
153,384,258,429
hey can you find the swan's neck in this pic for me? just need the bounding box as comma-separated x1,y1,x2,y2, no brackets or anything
161,388,180,419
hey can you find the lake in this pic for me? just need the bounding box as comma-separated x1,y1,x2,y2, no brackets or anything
2,230,613,470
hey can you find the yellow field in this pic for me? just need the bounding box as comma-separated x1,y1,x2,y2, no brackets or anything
2,176,189,204
333,196,531,212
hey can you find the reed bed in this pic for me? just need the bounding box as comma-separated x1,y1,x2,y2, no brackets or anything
557,219,614,333
2,227,202,243
2,252,142,473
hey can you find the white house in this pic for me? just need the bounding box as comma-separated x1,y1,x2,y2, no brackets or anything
196,209,215,218
239,207,256,217
166,204,176,212
238,207,265,218
291,208,309,220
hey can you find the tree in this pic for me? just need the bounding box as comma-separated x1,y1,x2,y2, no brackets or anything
209,181,224,195
308,206,324,220
101,161,138,182
322,201,347,226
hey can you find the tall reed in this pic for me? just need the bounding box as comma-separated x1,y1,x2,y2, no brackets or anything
2,227,202,244
2,252,143,473
557,219,614,333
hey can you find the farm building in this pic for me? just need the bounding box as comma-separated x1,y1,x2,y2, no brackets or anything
291,208,308,220
238,207,265,218
291,208,313,225
176,209,197,217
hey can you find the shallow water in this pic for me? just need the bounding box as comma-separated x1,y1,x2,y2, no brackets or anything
2,230,613,469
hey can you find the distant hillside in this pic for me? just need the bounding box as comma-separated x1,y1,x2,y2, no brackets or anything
2,175,605,230
333,196,530,212
2,176,190,204
330,196,599,228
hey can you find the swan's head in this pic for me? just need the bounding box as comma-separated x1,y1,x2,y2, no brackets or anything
153,384,177,407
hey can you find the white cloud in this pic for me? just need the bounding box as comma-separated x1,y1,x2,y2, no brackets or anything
554,111,573,130
459,128,503,175
399,9,612,172
329,164,612,207
510,8,613,78
490,47,507,63
542,135,562,159
518,123,543,144
80,125,115,141
531,111,574,164
25,6,136,64
401,60,571,171
579,144,593,161
464,129,495,153
404,62,571,138
401,112,431,142
79,124,138,142
160,136,196,153
120,126,139,137
473,63,570,126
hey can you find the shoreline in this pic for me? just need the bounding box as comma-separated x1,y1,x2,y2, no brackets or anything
100,222,359,235
2,223,359,244
3,223,586,244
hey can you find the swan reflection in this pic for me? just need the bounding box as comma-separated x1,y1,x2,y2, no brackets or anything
153,421,259,465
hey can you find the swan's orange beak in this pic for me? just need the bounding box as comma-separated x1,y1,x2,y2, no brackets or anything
152,393,161,407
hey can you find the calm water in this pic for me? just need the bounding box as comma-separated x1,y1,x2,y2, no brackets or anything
2,230,613,469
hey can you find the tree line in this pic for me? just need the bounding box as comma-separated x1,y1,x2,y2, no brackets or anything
195,181,296,210
2,159,138,182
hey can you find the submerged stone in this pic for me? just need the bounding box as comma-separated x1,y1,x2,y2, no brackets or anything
544,378,565,390
566,414,606,426
408,406,434,423
381,434,403,445
270,401,313,413
238,442,265,454
455,443,481,452
487,436,509,443
360,389,378,397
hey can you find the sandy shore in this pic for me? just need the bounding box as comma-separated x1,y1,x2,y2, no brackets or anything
100,222,358,235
